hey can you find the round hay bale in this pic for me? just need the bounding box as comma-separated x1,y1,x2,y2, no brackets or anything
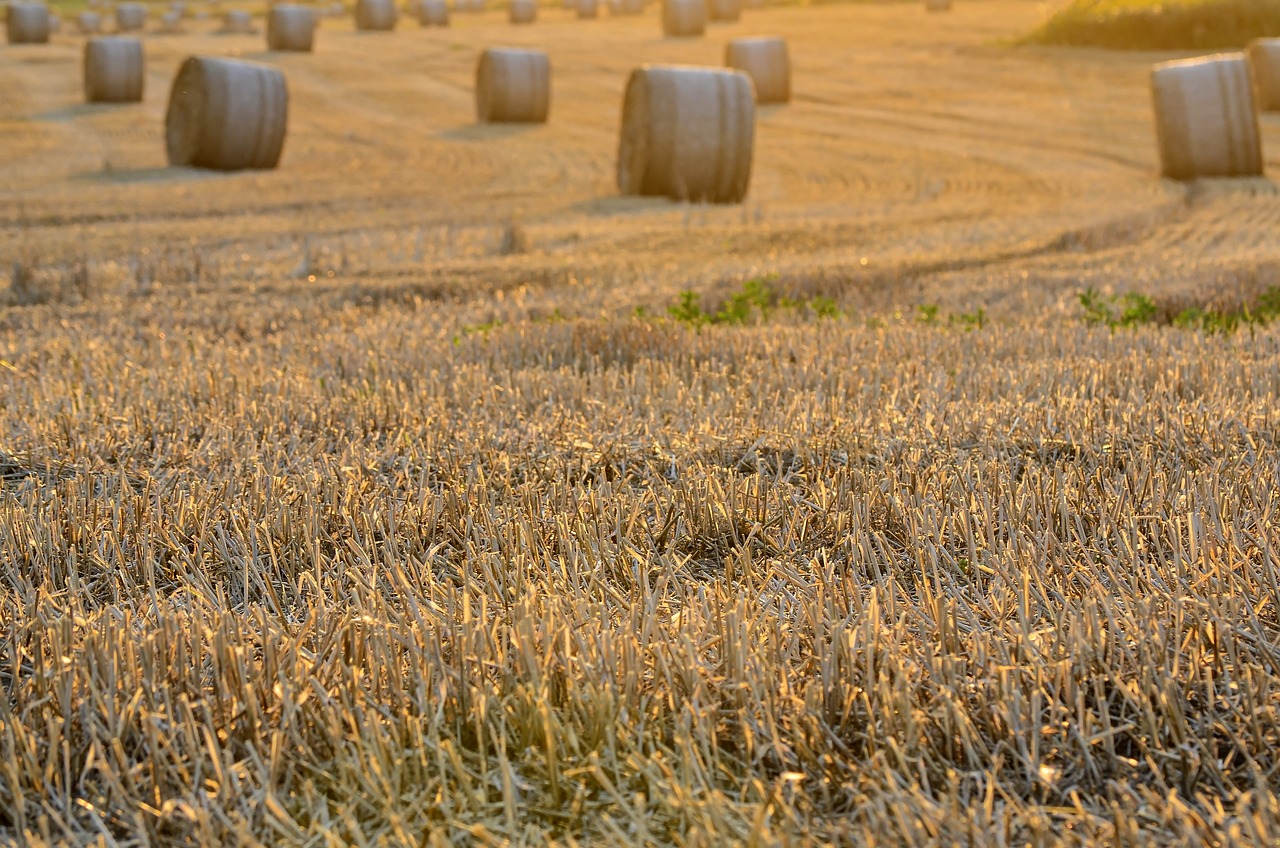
222,8,253,31
157,9,183,30
925,0,950,11
84,36,143,102
169,1,186,16
1249,38,1280,113
417,0,448,24
476,47,549,123
705,0,737,21
576,0,597,17
1151,53,1262,181
267,4,314,50
662,0,703,36
725,36,788,104
77,11,102,33
7,2,50,42
115,2,146,30
617,65,754,203
610,0,643,14
354,0,396,28
165,56,288,170
47,10,59,32
508,0,535,23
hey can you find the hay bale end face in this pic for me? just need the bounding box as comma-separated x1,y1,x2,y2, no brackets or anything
617,65,755,203
1151,54,1262,181
476,47,549,123
166,56,288,171
84,36,143,102
705,0,738,22
355,0,397,29
725,36,788,104
662,0,703,36
1249,39,1280,112
115,2,146,31
508,0,535,23
77,11,102,33
6,2,50,42
417,0,448,24
267,4,315,50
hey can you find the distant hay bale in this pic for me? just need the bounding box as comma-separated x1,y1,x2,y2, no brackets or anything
47,10,59,32
84,36,143,102
925,0,950,11
577,0,597,17
725,36,788,104
610,0,643,14
222,8,253,31
508,0,535,22
617,65,754,203
355,0,396,29
704,0,737,22
662,0,703,36
267,4,314,50
417,0,448,24
7,2,50,42
157,9,183,30
77,11,102,33
475,47,549,123
1151,53,1262,181
115,2,146,31
166,56,288,170
1249,38,1280,112
169,1,186,16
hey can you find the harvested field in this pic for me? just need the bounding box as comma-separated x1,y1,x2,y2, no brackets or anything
2,1,1280,844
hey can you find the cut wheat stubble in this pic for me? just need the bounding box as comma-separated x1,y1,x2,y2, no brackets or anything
617,65,754,203
476,47,549,123
725,36,788,104
6,2,50,42
165,56,288,171
267,4,315,51
1249,39,1280,113
84,36,143,103
1151,53,1262,181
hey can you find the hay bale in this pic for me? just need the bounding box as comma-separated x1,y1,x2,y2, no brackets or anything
476,47,549,123
508,0,535,22
355,0,396,28
222,8,253,31
157,9,183,30
610,0,643,14
84,36,143,102
417,0,448,24
705,0,737,21
725,37,788,104
115,2,145,30
169,1,186,16
1249,38,1280,112
47,10,59,32
1151,53,1262,180
577,0,597,17
662,0,702,36
77,11,102,33
617,65,754,203
7,2,50,42
267,4,314,50
166,56,288,170
925,0,950,11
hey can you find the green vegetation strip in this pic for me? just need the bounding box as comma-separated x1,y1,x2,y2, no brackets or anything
1023,0,1280,50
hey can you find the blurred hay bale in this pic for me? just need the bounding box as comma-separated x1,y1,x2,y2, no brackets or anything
6,2,50,42
267,4,315,50
476,47,549,123
84,36,143,102
508,0,535,23
1249,38,1280,112
355,0,396,29
1151,53,1262,180
662,0,703,36
165,56,288,170
725,36,788,104
115,2,146,30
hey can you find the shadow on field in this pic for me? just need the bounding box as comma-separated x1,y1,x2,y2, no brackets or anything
33,103,126,122
440,123,542,141
72,166,222,184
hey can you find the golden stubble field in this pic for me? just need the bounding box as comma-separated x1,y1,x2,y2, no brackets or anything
2,1,1280,845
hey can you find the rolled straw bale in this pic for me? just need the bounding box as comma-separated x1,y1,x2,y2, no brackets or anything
662,0,702,36
115,2,145,30
166,56,288,170
157,9,183,29
476,47,549,122
508,0,534,22
1151,54,1262,180
47,10,59,31
267,4,314,49
725,36,788,104
169,1,186,16
611,0,643,14
354,0,396,28
418,0,448,24
577,0,597,17
925,0,950,11
222,8,253,31
77,11,102,32
617,65,754,203
7,2,50,42
84,36,143,102
1249,39,1280,112
704,0,737,21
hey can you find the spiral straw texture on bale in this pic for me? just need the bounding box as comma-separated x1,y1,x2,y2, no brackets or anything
508,0,535,23
115,2,146,30
166,56,288,171
1249,39,1280,113
84,36,143,102
1151,54,1262,181
417,0,448,24
617,65,755,203
6,2,50,42
705,0,737,22
476,47,549,123
267,4,314,50
662,0,703,36
725,36,788,104
355,0,396,29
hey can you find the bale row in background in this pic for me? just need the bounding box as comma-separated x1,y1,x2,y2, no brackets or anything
1151,54,1261,181
508,0,534,24
166,56,288,170
476,47,549,123
618,65,755,203
662,0,703,37
84,36,143,102
416,0,448,25
355,0,396,29
115,1,146,31
7,2,50,43
705,0,738,22
77,11,101,34
725,36,788,104
268,4,315,50
1250,39,1280,113
222,8,253,32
